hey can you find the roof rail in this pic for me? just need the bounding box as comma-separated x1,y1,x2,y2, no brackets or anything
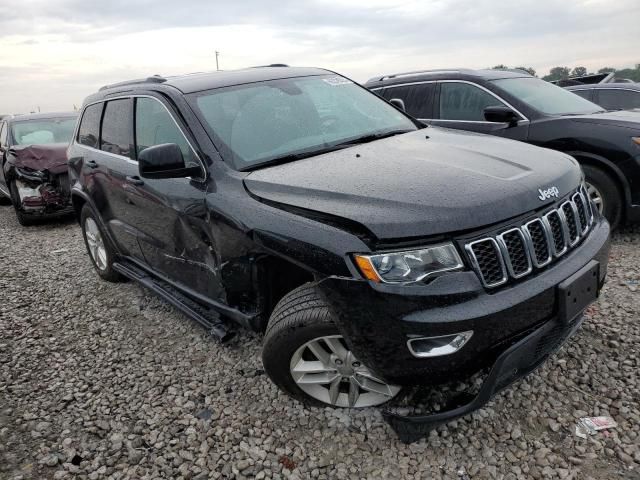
99,75,167,91
368,69,462,83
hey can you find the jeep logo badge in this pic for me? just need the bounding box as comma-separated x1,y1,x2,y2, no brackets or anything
538,186,560,201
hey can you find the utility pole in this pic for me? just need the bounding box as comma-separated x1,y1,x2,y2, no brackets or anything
215,51,220,71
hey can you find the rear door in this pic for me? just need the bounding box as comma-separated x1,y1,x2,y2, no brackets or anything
377,82,436,123
431,81,529,140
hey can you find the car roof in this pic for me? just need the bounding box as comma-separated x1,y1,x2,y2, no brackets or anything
365,68,531,88
566,83,640,91
92,66,334,100
8,111,77,122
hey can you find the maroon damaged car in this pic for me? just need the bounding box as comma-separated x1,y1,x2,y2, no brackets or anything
0,112,77,225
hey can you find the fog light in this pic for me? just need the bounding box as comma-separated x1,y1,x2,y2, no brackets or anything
407,331,473,358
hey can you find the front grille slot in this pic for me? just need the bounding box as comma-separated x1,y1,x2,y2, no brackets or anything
463,186,594,289
561,201,579,245
466,239,507,287
545,210,567,256
498,229,531,278
573,192,589,234
523,219,552,267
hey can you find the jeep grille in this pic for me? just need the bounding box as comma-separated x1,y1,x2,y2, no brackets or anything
464,186,595,289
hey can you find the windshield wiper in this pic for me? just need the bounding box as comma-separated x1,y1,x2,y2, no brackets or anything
241,144,352,171
334,129,414,147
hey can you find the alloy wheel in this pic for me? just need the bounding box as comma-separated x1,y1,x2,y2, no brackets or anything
289,335,400,408
85,217,108,271
586,182,604,214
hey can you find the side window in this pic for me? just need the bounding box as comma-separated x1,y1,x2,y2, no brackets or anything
381,83,435,118
571,89,593,101
597,89,640,111
101,99,133,157
0,122,7,147
439,82,507,121
135,97,199,167
78,103,103,148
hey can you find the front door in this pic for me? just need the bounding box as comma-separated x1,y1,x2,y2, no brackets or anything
127,96,221,299
431,81,530,141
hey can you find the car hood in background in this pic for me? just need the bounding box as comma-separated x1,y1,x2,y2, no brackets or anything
568,110,640,130
8,143,69,175
244,128,582,240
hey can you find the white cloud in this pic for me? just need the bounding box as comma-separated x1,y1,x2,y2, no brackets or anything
0,0,637,113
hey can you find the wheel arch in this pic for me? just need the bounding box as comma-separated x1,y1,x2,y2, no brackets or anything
565,151,631,209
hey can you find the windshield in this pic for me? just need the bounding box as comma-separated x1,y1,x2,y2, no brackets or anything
11,117,77,145
492,77,603,115
189,74,417,169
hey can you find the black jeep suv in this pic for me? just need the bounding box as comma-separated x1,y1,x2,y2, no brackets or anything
68,67,610,441
365,68,640,229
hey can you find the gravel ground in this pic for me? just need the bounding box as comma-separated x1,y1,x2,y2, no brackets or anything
0,205,638,480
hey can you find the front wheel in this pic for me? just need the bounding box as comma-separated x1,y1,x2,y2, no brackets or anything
262,284,401,408
582,165,622,230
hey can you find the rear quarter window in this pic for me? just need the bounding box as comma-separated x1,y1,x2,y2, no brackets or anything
78,103,103,148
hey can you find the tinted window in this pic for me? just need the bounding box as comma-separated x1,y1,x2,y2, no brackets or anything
78,103,103,148
135,97,199,168
597,89,640,111
11,117,77,145
381,83,435,118
571,89,593,101
492,77,602,115
439,82,507,121
101,99,133,157
0,122,6,146
190,75,416,169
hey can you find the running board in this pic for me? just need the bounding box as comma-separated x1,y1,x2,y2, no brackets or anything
113,260,235,343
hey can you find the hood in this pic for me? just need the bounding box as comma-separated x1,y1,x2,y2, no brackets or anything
9,143,69,175
244,128,582,240
568,110,640,130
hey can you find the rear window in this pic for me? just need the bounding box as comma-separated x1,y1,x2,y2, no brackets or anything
11,117,77,146
380,83,435,118
78,103,103,148
100,99,133,157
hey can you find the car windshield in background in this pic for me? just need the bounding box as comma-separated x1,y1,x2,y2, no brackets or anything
189,74,417,169
492,77,604,116
11,117,77,145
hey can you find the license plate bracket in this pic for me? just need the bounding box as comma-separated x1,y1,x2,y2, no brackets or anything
558,260,600,323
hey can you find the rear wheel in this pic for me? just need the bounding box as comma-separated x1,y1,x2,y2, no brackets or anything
582,165,623,230
80,205,123,282
262,284,401,408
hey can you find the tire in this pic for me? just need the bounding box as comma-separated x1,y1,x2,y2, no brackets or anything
80,204,123,282
582,165,623,230
262,284,400,408
8,180,36,226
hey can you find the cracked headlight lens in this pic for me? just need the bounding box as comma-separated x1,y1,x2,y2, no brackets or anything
354,243,464,284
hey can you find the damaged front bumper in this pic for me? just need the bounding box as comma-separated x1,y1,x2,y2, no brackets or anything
383,309,586,443
13,168,72,215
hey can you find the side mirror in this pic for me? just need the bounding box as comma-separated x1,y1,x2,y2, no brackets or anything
483,106,519,127
138,143,200,179
389,98,406,111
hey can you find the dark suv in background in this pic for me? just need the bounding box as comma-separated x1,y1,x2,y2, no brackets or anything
68,66,609,441
366,69,640,229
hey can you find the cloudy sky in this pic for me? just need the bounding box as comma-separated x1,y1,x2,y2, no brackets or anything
0,0,637,113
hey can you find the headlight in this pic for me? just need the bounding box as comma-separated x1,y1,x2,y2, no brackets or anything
354,243,464,284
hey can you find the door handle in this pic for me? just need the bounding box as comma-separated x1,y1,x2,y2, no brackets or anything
126,175,144,186
86,160,98,169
